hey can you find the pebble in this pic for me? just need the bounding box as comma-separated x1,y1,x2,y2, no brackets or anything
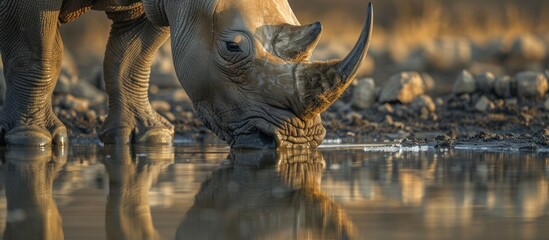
505,98,518,108
84,110,97,122
516,71,548,98
171,89,190,102
435,98,444,106
351,78,377,109
160,112,176,122
60,95,90,113
411,95,436,112
494,76,513,98
379,72,425,104
420,73,436,92
453,70,476,95
72,80,107,105
149,84,160,95
475,72,496,93
377,103,394,114
475,96,495,112
384,115,394,125
53,68,78,95
510,34,546,62
345,111,363,123
423,37,472,71
151,100,172,113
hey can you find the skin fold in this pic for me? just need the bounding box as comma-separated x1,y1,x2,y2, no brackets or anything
0,0,372,149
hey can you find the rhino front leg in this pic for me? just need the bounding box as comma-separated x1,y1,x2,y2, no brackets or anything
100,6,173,145
0,0,67,146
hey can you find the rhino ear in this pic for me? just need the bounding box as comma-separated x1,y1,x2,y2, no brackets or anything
143,0,169,26
273,22,322,61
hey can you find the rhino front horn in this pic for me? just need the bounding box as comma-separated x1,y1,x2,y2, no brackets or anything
295,2,373,120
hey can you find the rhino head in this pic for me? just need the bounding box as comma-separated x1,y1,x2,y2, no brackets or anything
143,0,373,149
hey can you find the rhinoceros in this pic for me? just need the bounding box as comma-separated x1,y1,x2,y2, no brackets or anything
0,0,373,148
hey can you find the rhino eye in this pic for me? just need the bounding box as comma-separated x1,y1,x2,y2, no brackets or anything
226,42,242,52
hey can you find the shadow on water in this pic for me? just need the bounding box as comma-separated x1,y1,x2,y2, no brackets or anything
0,146,548,239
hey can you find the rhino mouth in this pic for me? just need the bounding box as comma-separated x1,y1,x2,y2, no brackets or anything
230,113,326,149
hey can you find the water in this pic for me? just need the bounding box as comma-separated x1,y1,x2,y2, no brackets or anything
0,144,548,240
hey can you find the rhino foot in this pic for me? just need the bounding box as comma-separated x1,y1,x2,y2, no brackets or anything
0,107,67,147
99,110,174,145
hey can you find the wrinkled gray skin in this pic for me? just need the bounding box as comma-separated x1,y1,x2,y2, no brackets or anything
0,0,373,149
1,147,66,240
178,150,356,239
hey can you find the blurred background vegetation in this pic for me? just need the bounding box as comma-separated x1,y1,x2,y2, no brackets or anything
59,0,549,95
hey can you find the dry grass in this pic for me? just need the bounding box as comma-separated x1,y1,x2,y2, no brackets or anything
290,0,549,50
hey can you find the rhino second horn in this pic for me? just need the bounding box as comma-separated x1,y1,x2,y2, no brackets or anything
294,2,373,120
274,22,322,61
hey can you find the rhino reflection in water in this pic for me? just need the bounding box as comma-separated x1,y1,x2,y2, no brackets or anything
177,150,355,239
101,148,355,239
102,146,173,240
1,147,66,240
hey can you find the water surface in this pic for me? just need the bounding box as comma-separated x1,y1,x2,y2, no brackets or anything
0,144,548,239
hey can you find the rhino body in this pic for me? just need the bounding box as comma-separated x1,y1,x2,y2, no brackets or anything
0,0,372,148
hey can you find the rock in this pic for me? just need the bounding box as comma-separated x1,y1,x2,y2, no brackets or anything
505,98,518,108
60,95,89,113
72,80,107,105
435,98,444,106
423,37,472,71
84,110,98,122
453,70,476,95
475,72,496,93
475,96,495,112
397,48,426,71
494,76,513,98
54,48,80,95
544,98,549,111
379,72,424,104
494,99,505,108
411,95,436,113
150,43,180,88
516,71,548,98
151,100,171,113
160,111,176,122
420,73,435,92
468,62,505,76
351,78,376,109
149,84,160,95
377,103,394,114
344,111,363,123
510,34,546,63
170,89,191,105
384,115,394,125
